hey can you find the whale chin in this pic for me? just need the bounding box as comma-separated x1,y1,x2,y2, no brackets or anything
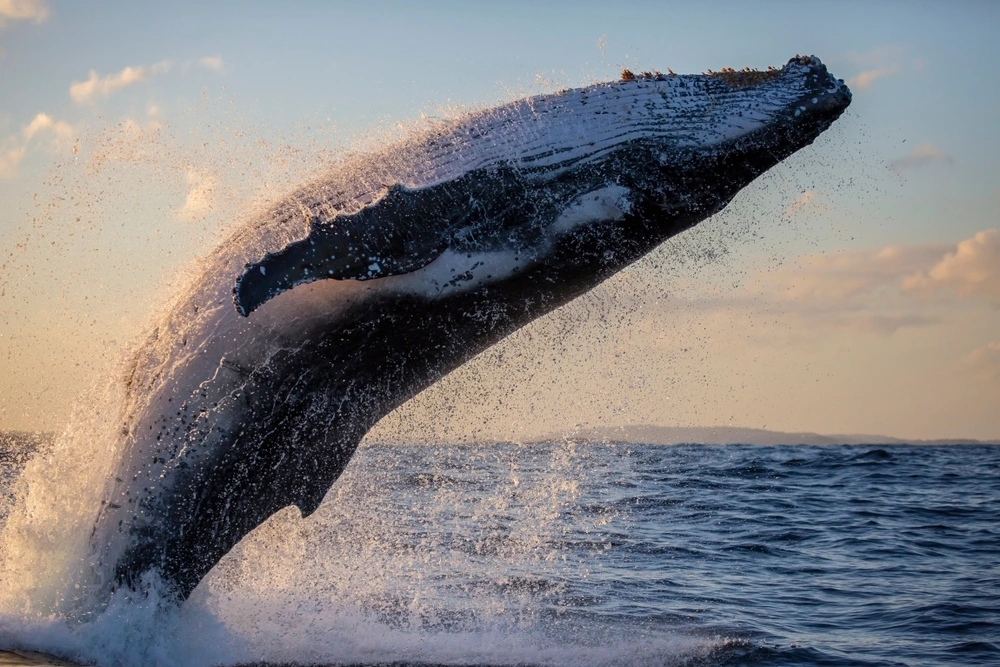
88,56,851,604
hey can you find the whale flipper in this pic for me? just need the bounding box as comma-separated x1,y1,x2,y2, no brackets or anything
235,166,544,316
235,184,457,315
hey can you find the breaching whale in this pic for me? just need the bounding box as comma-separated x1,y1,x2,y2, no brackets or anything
89,56,851,603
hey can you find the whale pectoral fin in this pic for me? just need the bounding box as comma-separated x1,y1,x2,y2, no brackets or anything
234,184,464,316
233,225,446,316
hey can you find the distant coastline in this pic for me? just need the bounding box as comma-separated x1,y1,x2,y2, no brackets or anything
534,425,1000,447
2,427,998,453
364,424,1000,447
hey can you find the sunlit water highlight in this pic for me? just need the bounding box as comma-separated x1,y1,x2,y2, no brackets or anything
2,437,997,667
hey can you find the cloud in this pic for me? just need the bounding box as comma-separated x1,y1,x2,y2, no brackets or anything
177,168,217,220
70,61,171,105
0,0,48,27
891,142,953,173
22,112,72,142
680,230,1000,338
0,112,74,178
757,241,950,303
199,56,224,72
760,231,1000,308
902,229,1000,304
847,64,900,90
842,46,909,90
839,313,940,335
784,189,819,218
0,144,26,178
963,341,1000,381
845,46,904,68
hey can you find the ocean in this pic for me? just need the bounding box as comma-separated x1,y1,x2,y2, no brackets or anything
0,435,997,667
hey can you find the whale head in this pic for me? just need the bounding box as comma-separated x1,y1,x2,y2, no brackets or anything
234,55,850,316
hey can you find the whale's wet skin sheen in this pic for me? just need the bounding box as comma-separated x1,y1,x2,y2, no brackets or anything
87,56,850,605
4,56,852,633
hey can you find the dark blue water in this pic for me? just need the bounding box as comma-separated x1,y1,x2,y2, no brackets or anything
1,438,998,667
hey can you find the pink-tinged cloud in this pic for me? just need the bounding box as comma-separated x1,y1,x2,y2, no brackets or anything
759,241,950,303
963,341,1000,381
70,61,171,105
902,230,1000,304
705,230,1000,336
762,231,999,307
0,112,74,178
833,312,940,335
847,64,900,90
198,56,224,72
22,112,72,142
784,189,819,218
0,0,48,27
0,144,26,179
891,142,953,173
177,168,218,221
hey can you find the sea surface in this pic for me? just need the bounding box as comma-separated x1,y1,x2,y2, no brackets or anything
1,436,998,667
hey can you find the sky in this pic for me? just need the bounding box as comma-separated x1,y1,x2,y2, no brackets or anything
0,0,998,441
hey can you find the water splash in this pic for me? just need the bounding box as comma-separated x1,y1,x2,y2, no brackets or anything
0,65,864,665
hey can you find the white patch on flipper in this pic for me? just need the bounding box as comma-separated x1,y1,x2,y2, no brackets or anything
380,186,631,299
383,249,527,298
552,185,632,234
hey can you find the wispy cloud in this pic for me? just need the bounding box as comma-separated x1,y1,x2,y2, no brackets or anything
736,243,948,336
963,341,1000,381
843,46,907,91
784,189,820,218
0,144,26,178
0,112,74,178
845,46,904,67
70,61,171,105
664,231,999,339
198,55,224,72
22,112,73,142
847,64,900,90
177,167,218,220
902,230,1000,304
0,0,48,27
69,56,224,104
891,142,953,173
756,241,950,303
758,231,1000,309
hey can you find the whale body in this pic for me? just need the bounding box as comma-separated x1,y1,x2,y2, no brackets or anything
89,56,851,603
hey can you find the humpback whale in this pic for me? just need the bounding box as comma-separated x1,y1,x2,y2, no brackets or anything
89,56,851,603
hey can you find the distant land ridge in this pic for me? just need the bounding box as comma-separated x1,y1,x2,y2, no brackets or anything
1,428,997,453
537,425,1000,447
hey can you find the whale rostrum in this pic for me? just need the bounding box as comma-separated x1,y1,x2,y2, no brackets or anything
89,56,851,603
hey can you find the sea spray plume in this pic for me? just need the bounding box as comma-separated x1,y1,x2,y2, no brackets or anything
81,56,850,605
